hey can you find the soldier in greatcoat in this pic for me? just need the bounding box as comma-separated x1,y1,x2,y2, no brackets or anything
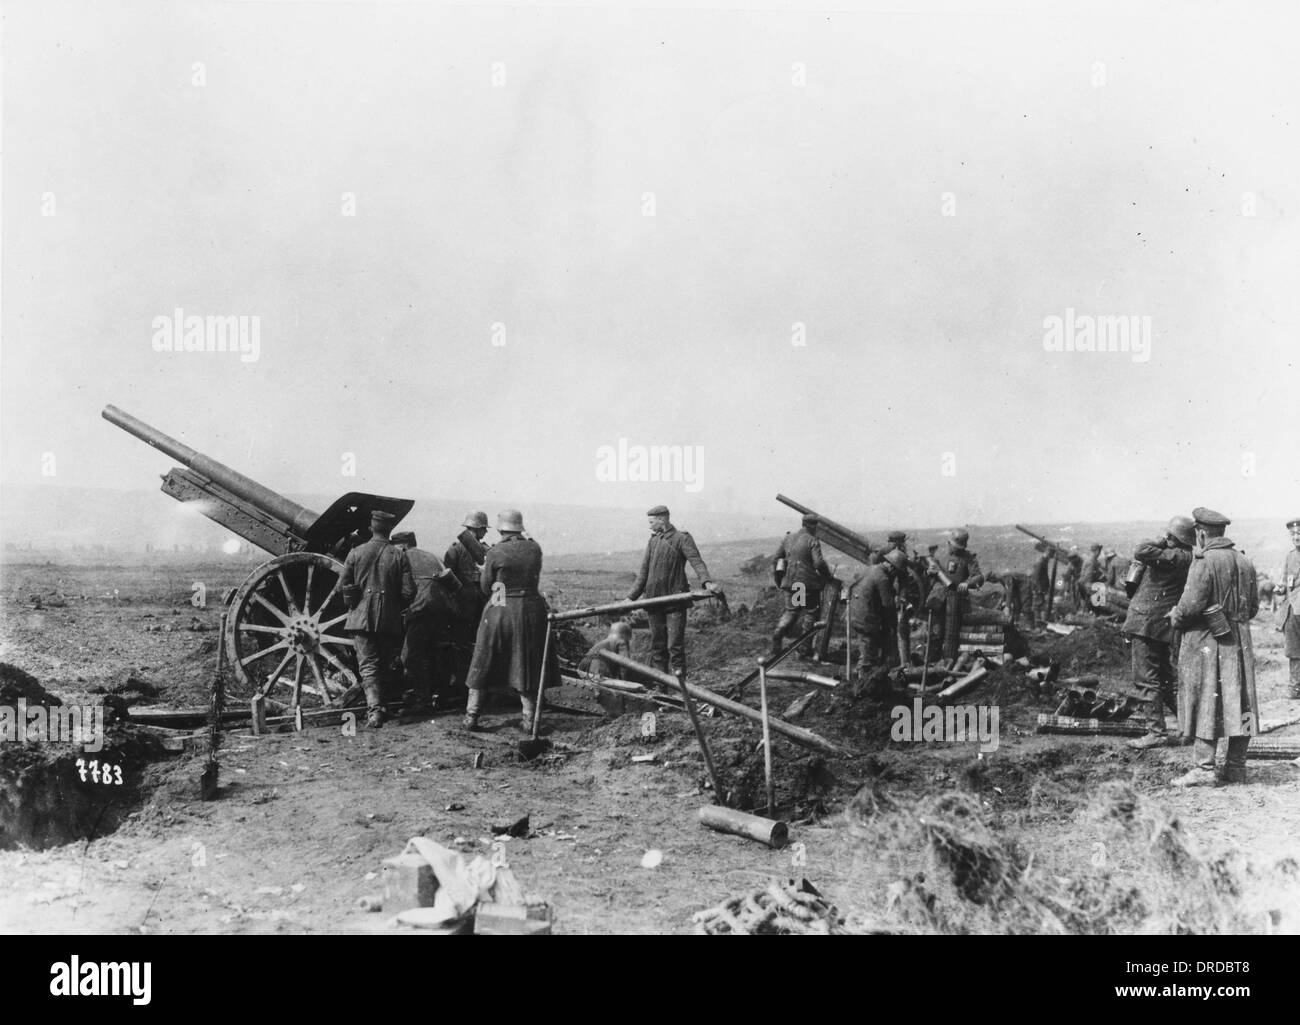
1168,508,1260,786
1123,516,1195,750
1282,517,1300,699
462,510,559,732
338,510,416,727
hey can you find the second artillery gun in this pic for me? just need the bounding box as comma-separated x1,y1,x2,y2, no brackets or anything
103,405,413,708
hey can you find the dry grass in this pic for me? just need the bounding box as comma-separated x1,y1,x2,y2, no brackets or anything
843,780,1299,934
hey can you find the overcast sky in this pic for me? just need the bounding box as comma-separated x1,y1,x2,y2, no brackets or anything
3,0,1297,532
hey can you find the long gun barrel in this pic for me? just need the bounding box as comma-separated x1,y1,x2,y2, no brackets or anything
775,494,871,564
1014,524,1067,553
103,404,320,539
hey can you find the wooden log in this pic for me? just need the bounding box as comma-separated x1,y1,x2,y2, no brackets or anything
128,708,251,729
698,805,789,849
549,591,718,622
599,650,843,756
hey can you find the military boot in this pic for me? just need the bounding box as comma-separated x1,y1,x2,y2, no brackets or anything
1221,737,1250,783
364,682,385,728
1290,659,1300,700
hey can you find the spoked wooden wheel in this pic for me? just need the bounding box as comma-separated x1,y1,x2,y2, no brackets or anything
224,552,359,707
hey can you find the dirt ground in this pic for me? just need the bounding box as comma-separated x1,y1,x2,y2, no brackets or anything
1,557,1298,934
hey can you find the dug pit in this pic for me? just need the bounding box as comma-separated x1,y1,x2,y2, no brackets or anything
0,663,174,850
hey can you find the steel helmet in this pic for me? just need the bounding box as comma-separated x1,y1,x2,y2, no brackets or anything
463,511,489,529
1166,515,1195,547
497,509,525,532
882,549,909,573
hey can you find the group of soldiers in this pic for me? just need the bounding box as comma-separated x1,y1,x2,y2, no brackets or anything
336,503,720,731
335,500,1300,788
765,507,1300,788
767,515,985,676
1121,511,1300,787
336,508,497,728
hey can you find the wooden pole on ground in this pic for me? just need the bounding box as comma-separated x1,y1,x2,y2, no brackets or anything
598,650,843,757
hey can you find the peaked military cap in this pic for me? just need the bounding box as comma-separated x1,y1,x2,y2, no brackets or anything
390,531,416,546
646,505,670,517
370,510,397,525
1192,507,1230,527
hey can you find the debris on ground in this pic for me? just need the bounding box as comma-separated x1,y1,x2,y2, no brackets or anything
693,878,846,935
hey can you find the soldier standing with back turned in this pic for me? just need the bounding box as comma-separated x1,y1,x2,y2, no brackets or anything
391,530,460,714
445,511,491,698
462,510,558,732
769,513,835,660
1124,515,1195,751
339,510,416,728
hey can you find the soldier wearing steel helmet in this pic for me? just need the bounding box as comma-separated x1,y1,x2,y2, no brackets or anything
769,513,835,660
1124,515,1196,751
462,510,559,732
1169,508,1260,787
848,548,909,679
445,511,491,694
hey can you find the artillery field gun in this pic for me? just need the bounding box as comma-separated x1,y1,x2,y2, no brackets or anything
102,405,413,708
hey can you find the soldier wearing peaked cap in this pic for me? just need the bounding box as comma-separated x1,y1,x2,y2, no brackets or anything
626,505,722,683
1169,508,1260,786
463,510,559,732
1281,517,1300,699
391,530,460,714
868,530,908,566
338,510,415,727
769,513,835,660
